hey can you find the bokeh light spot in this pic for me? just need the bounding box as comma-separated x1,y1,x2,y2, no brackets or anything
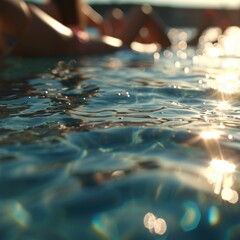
180,201,201,232
208,206,220,226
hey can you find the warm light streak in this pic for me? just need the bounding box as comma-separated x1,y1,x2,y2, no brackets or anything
130,42,160,53
31,6,73,37
102,36,122,47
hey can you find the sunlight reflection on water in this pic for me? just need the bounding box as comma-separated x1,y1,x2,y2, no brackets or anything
0,26,240,239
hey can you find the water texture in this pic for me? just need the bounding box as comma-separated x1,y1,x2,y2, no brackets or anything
0,28,240,239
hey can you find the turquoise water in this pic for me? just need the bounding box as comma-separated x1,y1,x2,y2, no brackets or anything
1,29,240,239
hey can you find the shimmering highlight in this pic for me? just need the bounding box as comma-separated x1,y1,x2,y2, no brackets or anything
143,212,167,236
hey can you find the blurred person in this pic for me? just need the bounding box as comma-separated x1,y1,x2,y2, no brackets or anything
0,0,171,58
107,5,171,47
36,0,171,47
188,9,231,46
0,0,122,57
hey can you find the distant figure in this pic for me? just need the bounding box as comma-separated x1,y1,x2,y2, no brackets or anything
188,9,230,46
42,0,171,47
0,0,171,57
30,0,171,46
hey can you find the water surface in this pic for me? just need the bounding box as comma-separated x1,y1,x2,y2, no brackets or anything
0,28,240,240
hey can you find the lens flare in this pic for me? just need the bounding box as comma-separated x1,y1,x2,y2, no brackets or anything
207,159,238,204
130,42,160,53
200,131,220,139
143,212,156,230
208,206,220,226
154,218,167,235
143,212,167,235
180,201,201,232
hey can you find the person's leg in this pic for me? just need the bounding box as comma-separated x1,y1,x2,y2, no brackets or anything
144,10,171,48
133,12,171,47
32,1,61,21
1,0,126,57
188,9,217,46
117,5,171,48
0,0,74,57
0,0,30,56
102,8,126,37
15,4,123,56
12,4,77,56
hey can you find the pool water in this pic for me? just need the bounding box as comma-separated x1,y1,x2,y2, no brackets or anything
0,28,240,240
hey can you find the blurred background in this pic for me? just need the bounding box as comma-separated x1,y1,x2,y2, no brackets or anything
86,0,240,27
24,0,240,29
87,0,240,8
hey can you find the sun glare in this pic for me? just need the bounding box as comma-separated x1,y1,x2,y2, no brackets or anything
217,101,231,110
206,72,240,94
207,159,238,204
215,73,240,94
200,131,220,140
210,159,235,173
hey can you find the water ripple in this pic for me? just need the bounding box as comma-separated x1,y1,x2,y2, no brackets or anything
1,31,240,239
